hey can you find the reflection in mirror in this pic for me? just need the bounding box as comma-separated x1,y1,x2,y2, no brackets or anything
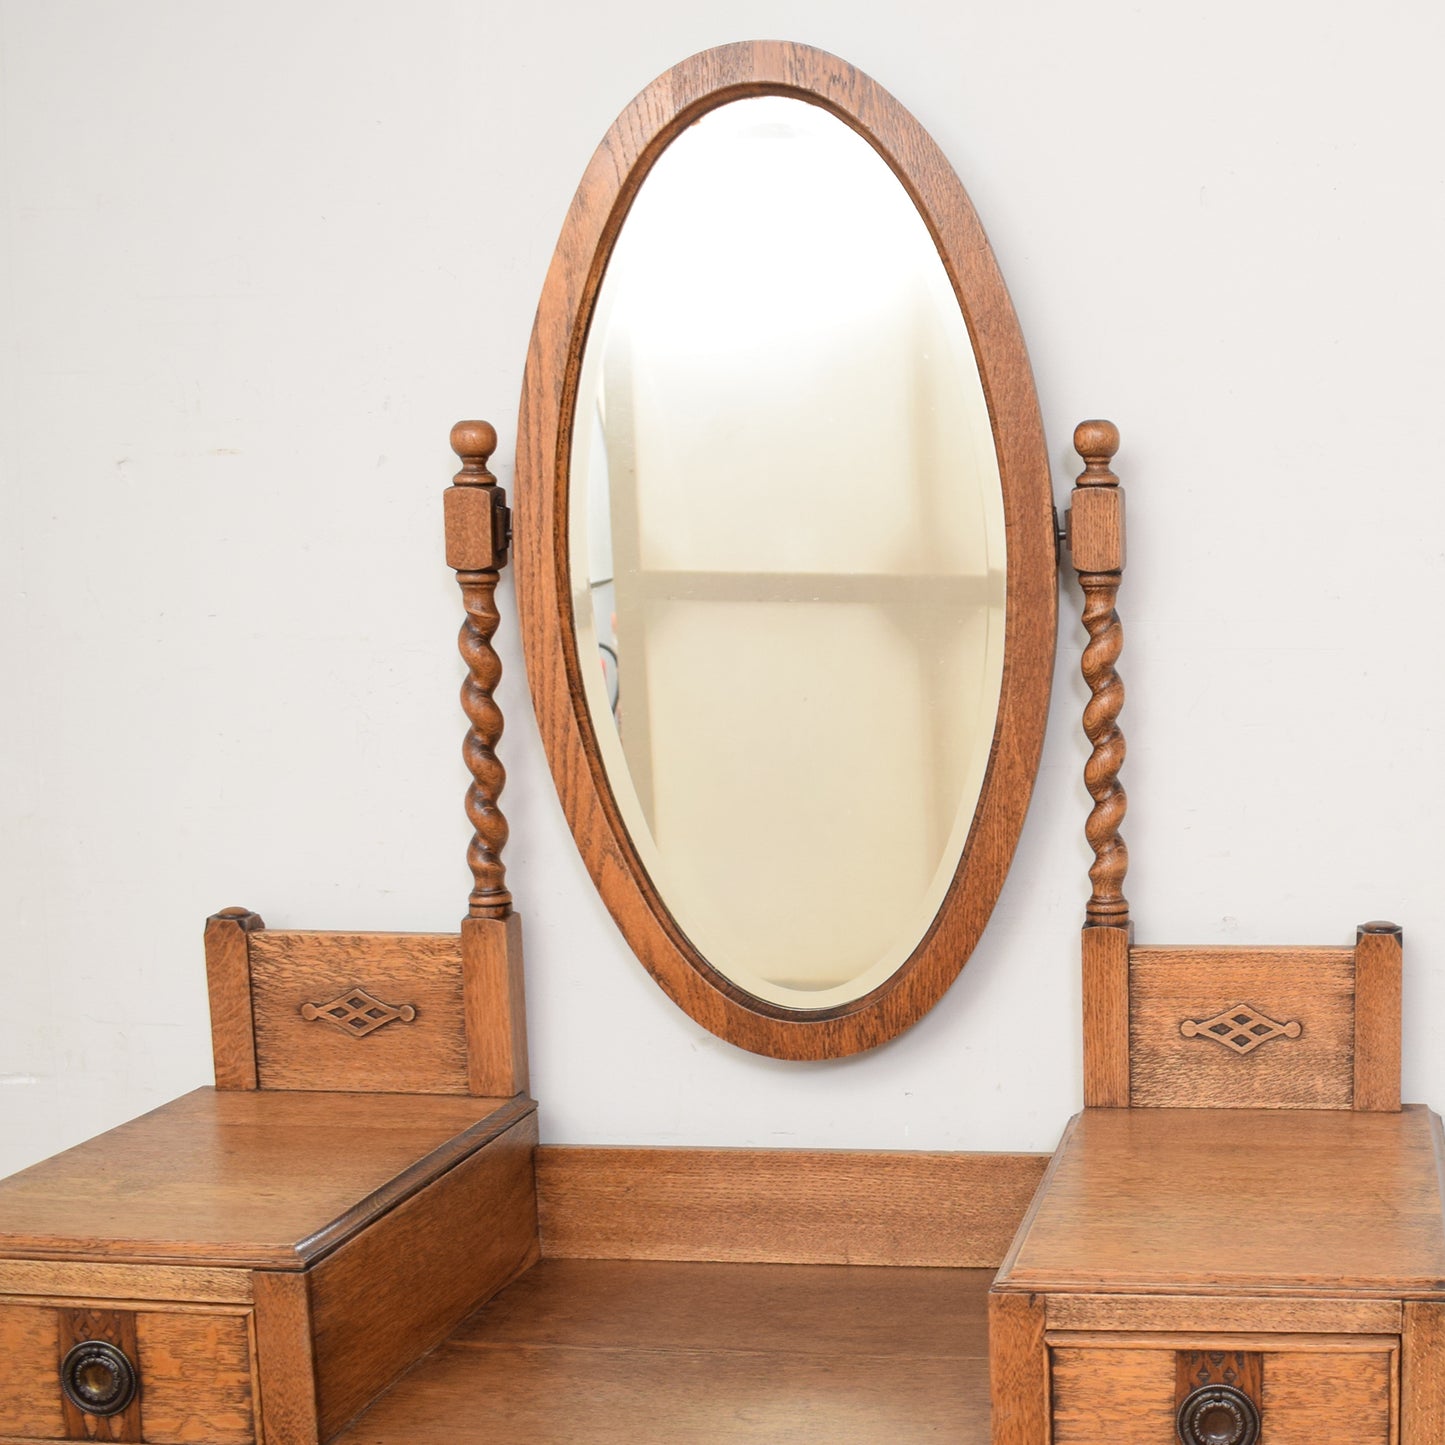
569,96,1006,1011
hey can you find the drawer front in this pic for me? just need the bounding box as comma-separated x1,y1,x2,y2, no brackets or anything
0,1300,257,1444
1050,1332,1397,1445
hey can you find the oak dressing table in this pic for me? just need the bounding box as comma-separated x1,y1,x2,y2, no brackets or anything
2,39,1443,1445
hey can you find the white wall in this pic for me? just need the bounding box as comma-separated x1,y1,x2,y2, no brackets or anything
2,0,1443,1177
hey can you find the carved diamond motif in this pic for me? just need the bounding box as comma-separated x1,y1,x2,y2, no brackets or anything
1180,1002,1301,1055
301,988,417,1038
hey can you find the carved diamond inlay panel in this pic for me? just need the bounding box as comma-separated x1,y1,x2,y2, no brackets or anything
301,988,417,1038
1180,1002,1302,1055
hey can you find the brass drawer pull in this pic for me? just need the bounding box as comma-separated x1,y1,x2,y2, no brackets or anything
1176,1383,1260,1445
60,1339,138,1417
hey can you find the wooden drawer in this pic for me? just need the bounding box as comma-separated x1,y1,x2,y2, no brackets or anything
1049,1330,1397,1445
0,1299,257,1444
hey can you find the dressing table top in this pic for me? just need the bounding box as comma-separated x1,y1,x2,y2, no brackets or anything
995,1106,1445,1298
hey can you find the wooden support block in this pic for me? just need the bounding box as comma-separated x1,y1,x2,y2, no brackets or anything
444,480,508,572
990,1291,1049,1444
463,912,529,1097
1083,924,1131,1107
1068,484,1126,574
204,908,264,1091
1354,921,1402,1112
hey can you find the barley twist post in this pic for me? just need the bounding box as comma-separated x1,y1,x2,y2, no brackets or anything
446,420,513,920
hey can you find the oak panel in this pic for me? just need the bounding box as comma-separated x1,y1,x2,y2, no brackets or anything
1130,946,1355,1108
1261,1345,1394,1444
135,1309,255,1445
536,1146,1047,1267
0,1302,64,1439
250,931,470,1094
309,1114,539,1439
1051,1345,1173,1443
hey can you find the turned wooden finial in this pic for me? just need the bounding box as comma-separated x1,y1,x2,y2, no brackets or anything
1069,419,1129,927
446,420,513,920
1073,419,1120,482
450,420,498,481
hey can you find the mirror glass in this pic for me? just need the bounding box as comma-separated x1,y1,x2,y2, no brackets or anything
568,96,1006,1010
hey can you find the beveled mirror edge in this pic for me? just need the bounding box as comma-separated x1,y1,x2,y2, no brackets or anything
515,40,1058,1059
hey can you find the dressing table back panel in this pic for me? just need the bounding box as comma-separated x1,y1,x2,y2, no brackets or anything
203,907,527,1096
1082,922,1402,1111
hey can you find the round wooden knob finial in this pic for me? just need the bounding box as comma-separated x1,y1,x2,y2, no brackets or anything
1074,419,1120,464
451,419,497,463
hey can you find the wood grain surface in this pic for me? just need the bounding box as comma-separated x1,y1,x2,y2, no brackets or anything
0,1301,65,1438
309,1114,539,1439
995,1106,1445,1295
1129,946,1356,1108
249,930,471,1094
513,39,1057,1060
134,1308,255,1445
535,1146,1047,1267
0,1089,529,1268
334,1259,993,1444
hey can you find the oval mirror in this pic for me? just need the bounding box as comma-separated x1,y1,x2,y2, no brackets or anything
516,42,1056,1059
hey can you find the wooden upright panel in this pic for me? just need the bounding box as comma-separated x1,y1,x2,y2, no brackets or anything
462,912,529,1097
253,1270,321,1445
249,930,471,1094
1403,1300,1445,1442
204,907,263,1090
1082,924,1130,1106
308,1114,539,1439
989,1291,1049,1445
1130,945,1356,1109
536,1147,1047,1268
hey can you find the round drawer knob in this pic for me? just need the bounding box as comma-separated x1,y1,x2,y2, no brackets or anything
1176,1383,1260,1445
60,1339,138,1417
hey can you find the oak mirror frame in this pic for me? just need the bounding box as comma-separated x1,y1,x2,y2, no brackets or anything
514,41,1058,1060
